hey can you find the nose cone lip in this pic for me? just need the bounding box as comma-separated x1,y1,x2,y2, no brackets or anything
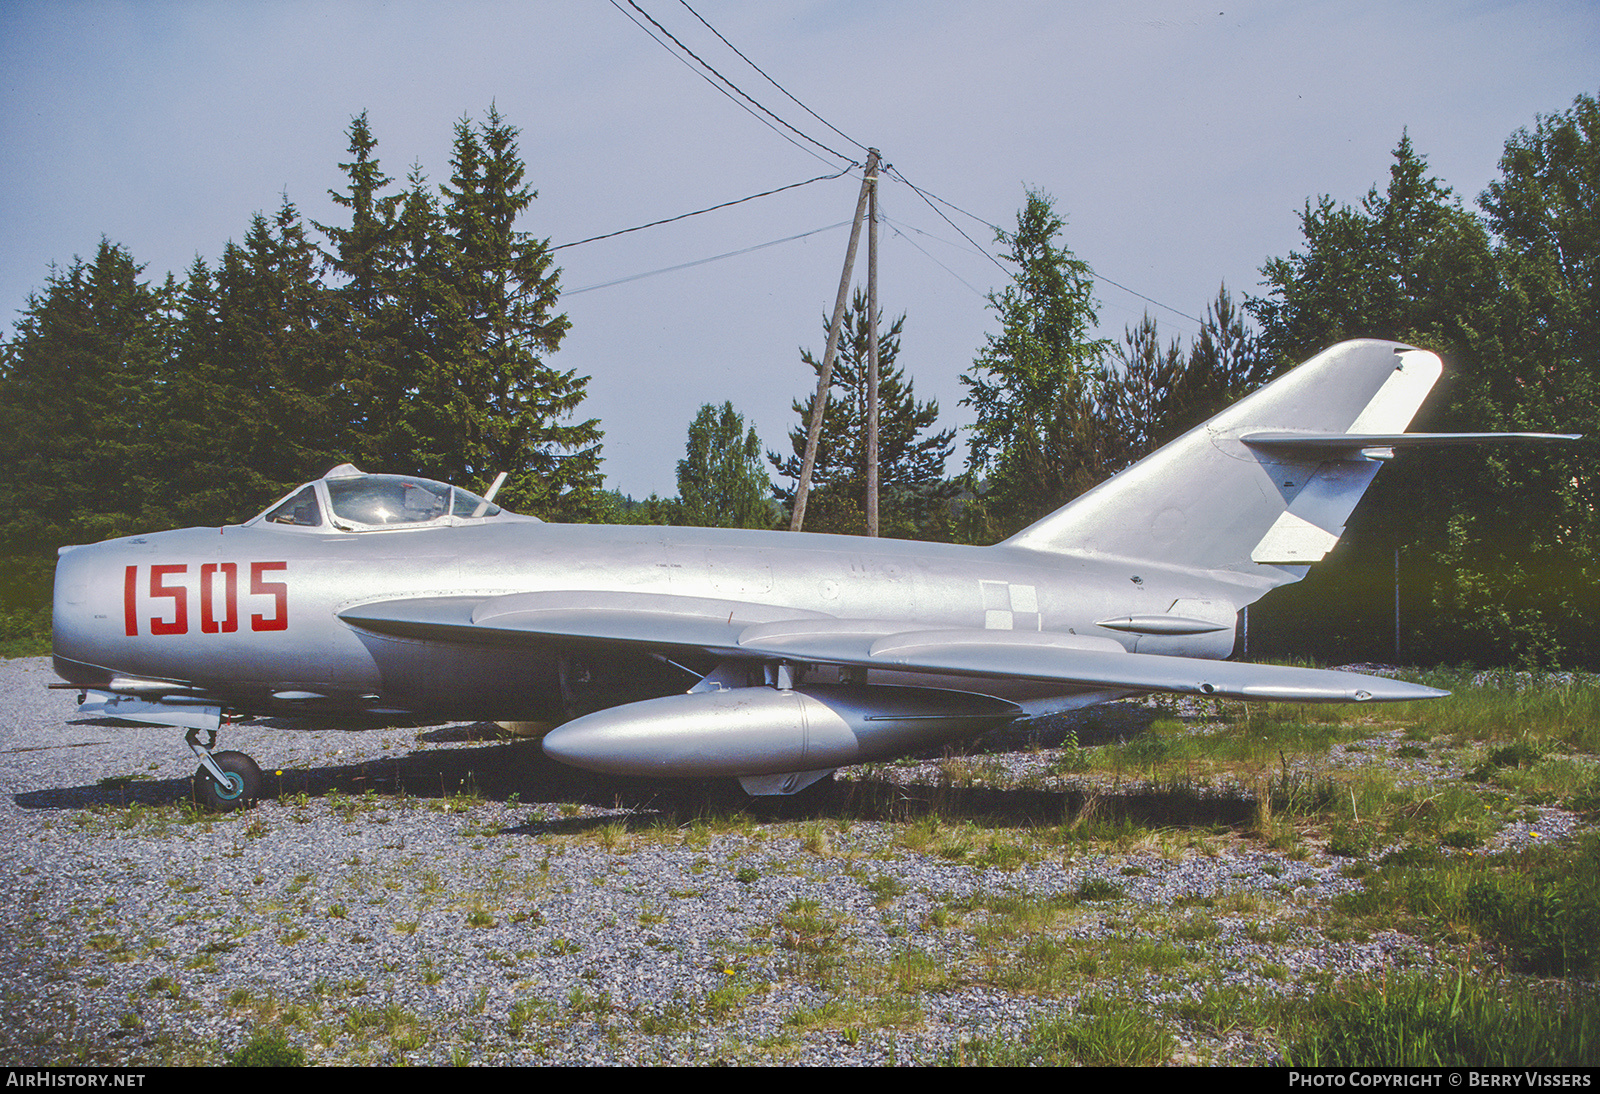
51,542,98,667
542,698,683,773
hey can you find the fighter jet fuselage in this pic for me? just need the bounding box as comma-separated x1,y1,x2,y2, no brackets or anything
53,519,1246,722
49,341,1576,806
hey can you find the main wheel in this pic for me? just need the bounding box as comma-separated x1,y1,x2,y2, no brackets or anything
194,750,263,812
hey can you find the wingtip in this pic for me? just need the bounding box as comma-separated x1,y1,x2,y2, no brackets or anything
1367,681,1449,702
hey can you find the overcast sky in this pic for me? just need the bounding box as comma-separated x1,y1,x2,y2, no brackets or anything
2,1,1596,499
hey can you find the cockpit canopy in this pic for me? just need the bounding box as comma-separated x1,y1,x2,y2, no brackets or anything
251,465,536,532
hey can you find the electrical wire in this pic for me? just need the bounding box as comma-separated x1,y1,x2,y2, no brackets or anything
1093,274,1202,326
617,0,857,168
885,166,1009,276
885,221,987,299
887,167,1202,325
881,213,992,262
565,221,850,295
605,4,1203,329
888,169,1004,235
553,166,853,251
675,0,871,157
605,0,843,170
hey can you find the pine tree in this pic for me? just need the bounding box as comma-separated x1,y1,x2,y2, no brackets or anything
774,290,955,537
1103,285,1273,469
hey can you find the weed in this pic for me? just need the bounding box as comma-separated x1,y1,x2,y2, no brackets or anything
947,999,1174,1065
1326,821,1377,859
1074,877,1124,902
1173,911,1221,941
777,899,845,955
228,1029,305,1066
863,872,906,906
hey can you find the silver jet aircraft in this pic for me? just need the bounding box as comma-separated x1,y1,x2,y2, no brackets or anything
51,340,1572,809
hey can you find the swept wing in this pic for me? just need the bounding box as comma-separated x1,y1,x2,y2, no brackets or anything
339,589,1443,704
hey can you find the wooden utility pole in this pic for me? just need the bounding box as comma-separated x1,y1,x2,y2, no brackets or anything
865,153,880,537
791,149,880,533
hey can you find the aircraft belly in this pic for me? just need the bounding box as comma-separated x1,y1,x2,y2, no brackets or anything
351,633,565,719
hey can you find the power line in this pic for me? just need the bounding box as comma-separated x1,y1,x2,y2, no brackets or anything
566,221,850,295
887,167,1202,326
607,2,1204,331
616,0,857,168
553,166,852,251
886,223,987,299
605,0,842,170
885,165,1008,276
881,213,993,262
880,216,988,298
674,0,871,157
888,170,1004,235
1093,273,1202,327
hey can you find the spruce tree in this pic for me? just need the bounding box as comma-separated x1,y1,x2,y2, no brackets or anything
1248,127,1595,665
0,240,168,551
774,290,955,538
439,108,602,518
208,199,344,501
315,111,400,469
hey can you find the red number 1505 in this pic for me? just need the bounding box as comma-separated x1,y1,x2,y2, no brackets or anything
123,562,287,637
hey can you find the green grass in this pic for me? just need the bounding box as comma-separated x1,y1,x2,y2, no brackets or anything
1336,829,1600,976
20,672,1600,1066
227,1029,306,1067
1398,671,1600,754
1284,971,1600,1066
946,1000,1174,1066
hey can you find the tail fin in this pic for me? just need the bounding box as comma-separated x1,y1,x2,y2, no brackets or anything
1002,340,1440,582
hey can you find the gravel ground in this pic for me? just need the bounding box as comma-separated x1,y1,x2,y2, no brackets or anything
0,655,1588,1066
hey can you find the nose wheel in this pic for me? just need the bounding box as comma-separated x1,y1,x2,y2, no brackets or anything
186,729,263,812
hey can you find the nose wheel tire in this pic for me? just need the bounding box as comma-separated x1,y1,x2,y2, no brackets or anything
194,750,263,812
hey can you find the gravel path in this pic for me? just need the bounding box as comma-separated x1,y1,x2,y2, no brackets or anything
0,656,1586,1066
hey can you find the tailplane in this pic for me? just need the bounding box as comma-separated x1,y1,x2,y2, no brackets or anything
1002,339,1573,584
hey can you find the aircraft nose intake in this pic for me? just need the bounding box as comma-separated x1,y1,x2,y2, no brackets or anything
51,544,98,668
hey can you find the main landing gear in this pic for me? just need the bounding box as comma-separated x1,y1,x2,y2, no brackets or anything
186,727,263,812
